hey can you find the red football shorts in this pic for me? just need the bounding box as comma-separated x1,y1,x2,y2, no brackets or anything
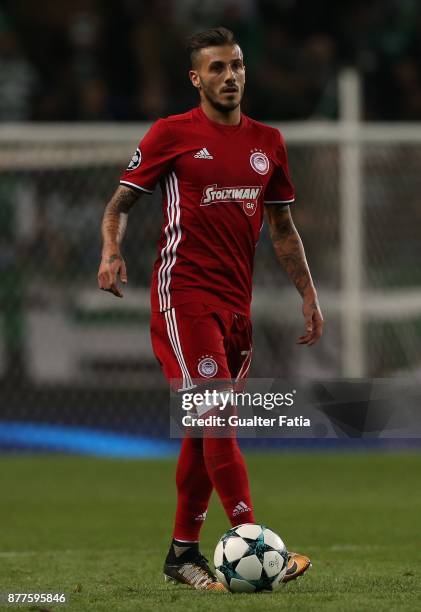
150,303,252,391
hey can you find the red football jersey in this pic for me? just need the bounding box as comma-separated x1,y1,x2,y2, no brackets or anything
120,106,295,315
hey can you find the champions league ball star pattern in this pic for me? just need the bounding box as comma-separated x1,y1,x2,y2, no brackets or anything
214,523,288,592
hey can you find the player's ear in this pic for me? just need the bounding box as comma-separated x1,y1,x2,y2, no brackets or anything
189,69,201,90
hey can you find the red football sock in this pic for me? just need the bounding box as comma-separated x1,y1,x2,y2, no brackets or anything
203,435,255,526
173,436,213,541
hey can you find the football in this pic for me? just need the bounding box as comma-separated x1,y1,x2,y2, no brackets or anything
213,523,288,592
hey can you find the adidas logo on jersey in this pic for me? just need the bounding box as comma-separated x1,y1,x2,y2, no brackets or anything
194,511,208,521
232,501,251,517
194,148,213,159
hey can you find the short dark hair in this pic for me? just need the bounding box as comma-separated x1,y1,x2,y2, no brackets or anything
187,27,237,67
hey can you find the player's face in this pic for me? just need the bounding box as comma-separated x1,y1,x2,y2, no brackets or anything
189,45,245,113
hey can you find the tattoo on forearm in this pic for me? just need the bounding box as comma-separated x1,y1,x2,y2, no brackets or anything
101,186,139,246
106,254,122,264
267,207,314,297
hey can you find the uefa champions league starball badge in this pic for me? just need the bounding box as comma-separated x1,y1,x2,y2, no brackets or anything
250,149,269,175
126,147,141,170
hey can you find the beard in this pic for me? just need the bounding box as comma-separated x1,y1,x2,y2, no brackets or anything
201,81,242,113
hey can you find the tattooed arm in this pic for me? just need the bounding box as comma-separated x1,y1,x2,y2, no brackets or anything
265,205,323,346
98,185,140,298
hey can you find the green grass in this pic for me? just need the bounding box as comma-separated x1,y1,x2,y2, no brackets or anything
0,452,420,611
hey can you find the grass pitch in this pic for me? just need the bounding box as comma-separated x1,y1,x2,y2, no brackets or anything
0,452,420,611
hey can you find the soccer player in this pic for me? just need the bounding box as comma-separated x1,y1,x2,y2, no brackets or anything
98,27,323,591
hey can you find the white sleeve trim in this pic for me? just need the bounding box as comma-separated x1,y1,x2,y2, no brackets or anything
264,198,295,204
120,180,153,194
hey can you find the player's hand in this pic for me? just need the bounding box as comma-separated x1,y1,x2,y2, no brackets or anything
97,251,127,298
298,293,323,346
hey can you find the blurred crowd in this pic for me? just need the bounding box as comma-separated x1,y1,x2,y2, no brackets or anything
1,0,421,122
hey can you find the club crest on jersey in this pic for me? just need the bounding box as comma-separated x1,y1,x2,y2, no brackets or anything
250,149,269,175
126,147,141,170
198,355,218,378
200,184,261,216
